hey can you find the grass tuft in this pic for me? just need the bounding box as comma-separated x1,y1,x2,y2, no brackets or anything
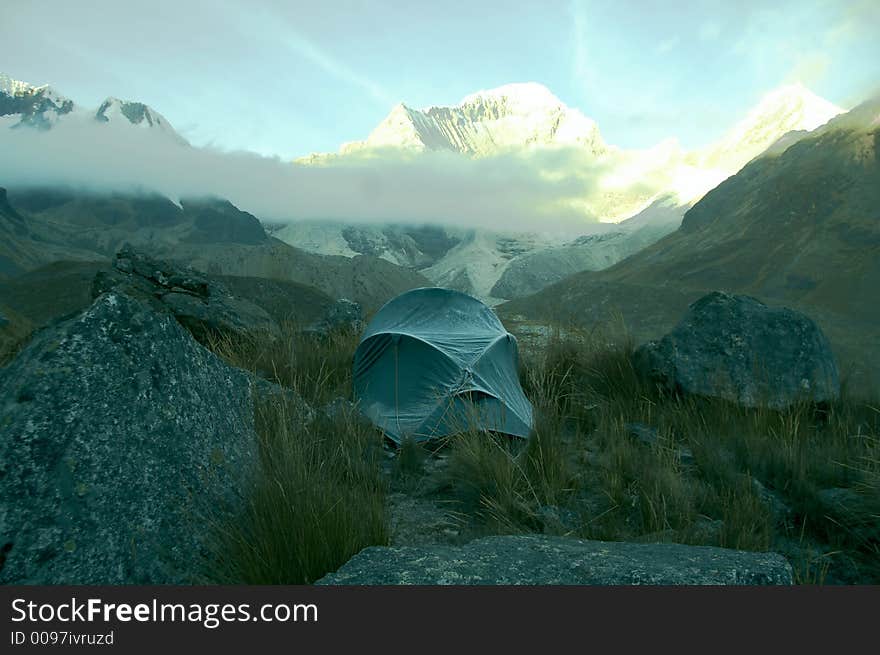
202,315,880,584
204,391,388,584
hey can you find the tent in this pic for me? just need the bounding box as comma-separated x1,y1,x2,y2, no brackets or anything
353,287,534,443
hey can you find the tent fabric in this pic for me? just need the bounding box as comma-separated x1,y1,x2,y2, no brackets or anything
353,287,534,443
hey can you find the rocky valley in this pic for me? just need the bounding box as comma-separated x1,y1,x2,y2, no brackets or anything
1,63,878,588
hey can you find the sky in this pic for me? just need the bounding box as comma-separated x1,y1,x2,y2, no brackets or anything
2,0,878,159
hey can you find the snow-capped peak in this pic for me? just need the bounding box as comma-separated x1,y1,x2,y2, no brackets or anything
1,72,75,129
697,82,845,170
343,82,606,157
1,74,189,146
96,96,176,132
0,73,72,107
457,82,565,113
0,73,39,97
750,82,844,132
94,96,188,145
95,96,189,145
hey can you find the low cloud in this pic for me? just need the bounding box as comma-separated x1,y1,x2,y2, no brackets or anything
0,116,675,233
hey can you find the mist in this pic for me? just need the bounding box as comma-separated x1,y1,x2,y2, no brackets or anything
0,116,674,234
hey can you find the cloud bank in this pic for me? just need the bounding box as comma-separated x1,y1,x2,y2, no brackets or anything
0,117,673,233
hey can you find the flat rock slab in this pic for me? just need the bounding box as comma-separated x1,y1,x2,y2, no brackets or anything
316,535,793,585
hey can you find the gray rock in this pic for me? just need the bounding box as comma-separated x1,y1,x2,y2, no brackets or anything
690,518,725,543
94,243,279,340
0,292,261,584
624,423,695,465
252,376,315,425
316,534,793,585
815,487,878,544
677,446,696,466
633,291,839,409
625,422,659,446
304,298,363,337
752,479,793,526
538,505,581,535
816,487,861,510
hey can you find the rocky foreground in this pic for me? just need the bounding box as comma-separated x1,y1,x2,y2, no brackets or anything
0,249,853,584
317,535,793,585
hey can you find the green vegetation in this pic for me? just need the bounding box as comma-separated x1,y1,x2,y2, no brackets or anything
206,321,360,406
445,324,879,584
0,309,34,368
206,320,880,585
204,380,387,584
204,324,387,584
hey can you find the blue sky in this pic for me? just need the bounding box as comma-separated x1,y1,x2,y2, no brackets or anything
2,0,878,159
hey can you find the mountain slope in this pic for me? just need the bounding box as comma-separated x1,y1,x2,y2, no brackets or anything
491,194,689,299
1,189,430,310
282,83,845,302
269,221,463,268
501,95,880,385
0,187,102,275
694,83,844,173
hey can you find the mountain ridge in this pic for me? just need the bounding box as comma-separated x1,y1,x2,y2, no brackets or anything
0,73,187,143
500,94,880,386
339,82,607,158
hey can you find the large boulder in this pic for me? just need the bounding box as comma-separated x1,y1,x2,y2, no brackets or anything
316,535,793,585
633,292,840,408
92,243,279,341
0,291,261,584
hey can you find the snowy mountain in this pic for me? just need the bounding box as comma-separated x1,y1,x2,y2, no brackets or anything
282,81,848,301
267,220,556,301
0,74,74,129
0,73,187,144
268,221,464,269
491,193,689,299
3,72,850,304
339,82,608,157
93,97,187,144
419,229,559,301
302,81,843,221
696,83,844,172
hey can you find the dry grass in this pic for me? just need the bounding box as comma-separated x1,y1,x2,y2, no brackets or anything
206,321,360,406
203,316,879,584
204,384,387,585
203,322,387,584
442,322,880,583
0,310,35,368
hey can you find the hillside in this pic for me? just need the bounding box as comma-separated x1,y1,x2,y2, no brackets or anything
501,96,880,387
0,188,430,310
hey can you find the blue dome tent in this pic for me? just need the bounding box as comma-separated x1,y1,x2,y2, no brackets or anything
353,287,534,443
